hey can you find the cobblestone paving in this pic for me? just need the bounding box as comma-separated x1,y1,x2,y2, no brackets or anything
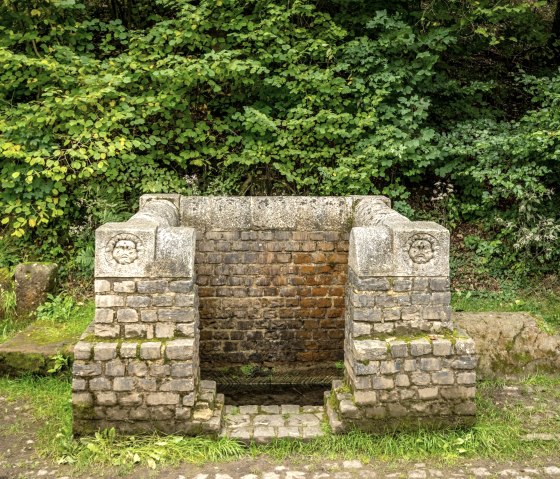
221,404,325,443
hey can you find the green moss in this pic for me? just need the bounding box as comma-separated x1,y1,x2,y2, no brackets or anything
0,351,48,375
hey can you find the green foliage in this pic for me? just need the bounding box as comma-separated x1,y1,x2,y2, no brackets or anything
0,0,559,277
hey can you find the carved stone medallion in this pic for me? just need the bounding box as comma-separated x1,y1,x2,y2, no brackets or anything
105,233,144,265
405,233,437,264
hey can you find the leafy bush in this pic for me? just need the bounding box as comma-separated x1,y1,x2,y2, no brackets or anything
0,0,559,277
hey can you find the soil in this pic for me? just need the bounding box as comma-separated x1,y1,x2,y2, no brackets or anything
221,384,329,406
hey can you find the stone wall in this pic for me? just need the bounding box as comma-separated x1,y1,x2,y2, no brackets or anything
196,230,348,366
74,194,476,436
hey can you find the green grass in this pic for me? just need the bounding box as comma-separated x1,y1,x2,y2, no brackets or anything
452,288,560,331
0,295,94,345
1,375,559,473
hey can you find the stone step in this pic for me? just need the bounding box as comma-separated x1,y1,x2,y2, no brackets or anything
221,404,325,444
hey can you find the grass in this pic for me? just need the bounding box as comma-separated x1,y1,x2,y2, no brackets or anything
452,288,560,331
0,295,94,345
1,375,559,473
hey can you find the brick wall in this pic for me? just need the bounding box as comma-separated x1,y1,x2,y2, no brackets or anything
195,230,349,367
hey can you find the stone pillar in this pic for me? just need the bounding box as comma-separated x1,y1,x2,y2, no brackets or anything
72,195,223,435
326,198,476,433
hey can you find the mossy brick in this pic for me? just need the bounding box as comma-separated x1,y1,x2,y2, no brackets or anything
140,342,162,360
166,339,194,360
94,280,112,293
137,281,168,293
95,295,125,307
124,324,148,338
119,342,138,358
117,308,139,323
73,392,93,407
95,309,114,324
93,343,118,361
74,342,93,360
113,281,136,293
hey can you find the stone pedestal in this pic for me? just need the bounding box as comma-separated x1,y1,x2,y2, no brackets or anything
326,198,476,433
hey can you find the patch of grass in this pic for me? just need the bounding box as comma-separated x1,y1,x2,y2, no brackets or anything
452,288,560,331
1,376,559,473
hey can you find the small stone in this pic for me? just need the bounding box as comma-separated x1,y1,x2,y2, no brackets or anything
93,342,117,361
343,460,363,469
544,466,560,475
140,342,161,360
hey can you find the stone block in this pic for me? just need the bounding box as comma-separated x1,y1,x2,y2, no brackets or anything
159,379,194,392
390,341,408,357
170,281,195,294
155,323,176,338
117,308,138,323
141,310,158,322
72,378,87,391
419,358,441,371
113,377,135,391
74,342,92,360
395,374,410,387
354,390,377,406
339,400,359,418
452,356,477,370
73,362,101,377
146,393,180,406
72,392,93,407
95,309,114,324
455,338,476,355
410,339,431,356
89,377,111,391
94,343,118,361
432,339,452,356
96,392,117,406
418,387,439,400
118,392,143,406
105,359,125,376
95,295,125,308
158,309,195,322
113,281,136,293
124,324,148,338
176,323,195,337
119,342,138,358
127,361,148,377
165,339,194,360
127,295,151,308
94,280,111,293
354,340,387,360
372,377,394,390
140,342,161,360
457,372,476,385
94,324,120,338
171,362,194,377
137,280,168,294
432,371,454,385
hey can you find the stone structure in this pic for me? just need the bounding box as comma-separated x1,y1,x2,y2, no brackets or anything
72,195,476,435
15,262,58,318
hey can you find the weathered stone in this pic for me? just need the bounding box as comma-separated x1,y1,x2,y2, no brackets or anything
74,342,92,360
140,342,161,360
15,263,58,317
93,343,117,361
166,339,194,360
117,308,138,323
95,309,114,324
